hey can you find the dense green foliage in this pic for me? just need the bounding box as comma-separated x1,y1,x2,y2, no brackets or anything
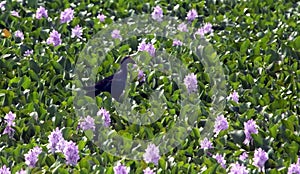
0,0,299,173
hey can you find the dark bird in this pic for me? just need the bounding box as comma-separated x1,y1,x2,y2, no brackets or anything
84,56,135,101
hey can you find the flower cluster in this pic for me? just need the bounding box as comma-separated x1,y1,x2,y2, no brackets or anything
143,143,160,165
97,13,106,22
195,23,213,37
24,146,42,167
213,114,229,136
2,111,16,138
138,70,146,82
113,163,129,174
16,169,26,174
111,29,122,39
78,115,95,131
97,108,111,127
239,152,248,161
11,10,20,17
288,157,300,174
151,6,163,21
47,30,62,47
14,30,24,40
178,23,188,32
200,137,213,150
143,167,155,174
229,90,239,103
243,119,258,145
138,40,156,57
63,141,80,166
0,165,10,174
47,127,64,153
71,25,83,39
47,128,80,166
0,1,5,11
229,162,249,174
186,9,198,21
213,153,226,168
60,8,74,24
24,49,33,57
36,6,48,19
184,73,198,94
253,148,268,171
172,39,183,46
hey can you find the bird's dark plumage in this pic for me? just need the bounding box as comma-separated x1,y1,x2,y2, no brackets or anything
84,56,135,101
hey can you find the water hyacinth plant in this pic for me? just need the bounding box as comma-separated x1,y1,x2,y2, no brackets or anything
0,0,299,173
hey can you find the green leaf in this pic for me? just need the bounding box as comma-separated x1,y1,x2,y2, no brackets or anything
28,70,39,81
21,76,31,89
269,124,280,138
79,157,90,170
293,36,300,51
240,39,250,55
159,157,166,170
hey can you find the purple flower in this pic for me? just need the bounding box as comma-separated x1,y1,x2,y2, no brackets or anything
111,29,121,39
71,25,83,38
200,137,213,150
3,126,15,138
213,114,229,136
60,8,74,24
14,30,24,40
172,39,183,46
63,141,80,166
97,108,111,127
288,164,300,174
143,143,160,165
151,6,163,21
3,111,16,138
186,9,198,21
47,127,64,153
229,90,239,103
113,163,129,174
24,50,33,57
288,159,300,174
239,152,248,161
213,153,226,168
138,40,147,51
184,73,198,94
178,23,188,32
138,41,156,57
16,169,26,174
138,70,146,82
229,162,249,174
243,119,258,145
143,167,154,174
78,115,95,131
36,6,48,19
0,1,6,11
11,10,20,17
97,13,106,22
56,139,67,153
0,165,10,174
24,146,42,167
195,28,205,38
145,43,155,57
203,23,213,34
253,148,268,171
47,30,62,47
4,111,16,126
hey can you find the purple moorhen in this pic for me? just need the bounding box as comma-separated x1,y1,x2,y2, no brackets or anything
84,56,135,101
